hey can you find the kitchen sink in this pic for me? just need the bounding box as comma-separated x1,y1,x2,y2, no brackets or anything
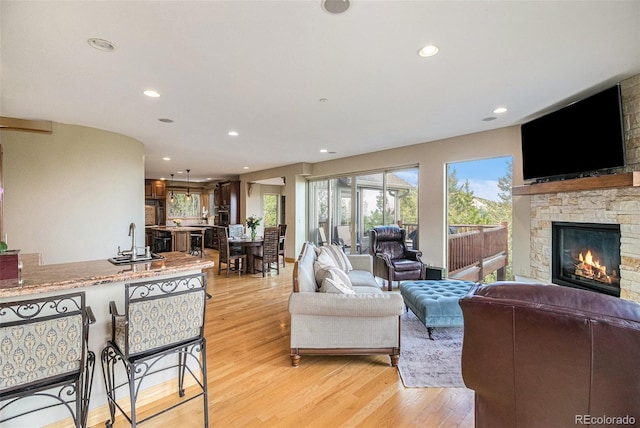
108,253,165,265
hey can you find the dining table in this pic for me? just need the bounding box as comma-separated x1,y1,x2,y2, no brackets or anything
228,236,264,274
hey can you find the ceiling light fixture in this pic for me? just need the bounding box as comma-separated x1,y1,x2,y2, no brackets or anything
170,173,175,204
186,169,191,200
87,38,116,52
482,116,497,122
228,131,239,136
418,45,439,57
322,0,351,14
158,118,174,123
320,149,328,153
493,107,507,114
162,157,171,161
144,90,160,98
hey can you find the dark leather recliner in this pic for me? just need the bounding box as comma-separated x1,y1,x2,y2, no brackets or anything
460,282,640,428
370,225,425,291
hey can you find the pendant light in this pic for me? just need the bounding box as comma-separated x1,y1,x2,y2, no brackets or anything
186,169,191,200
170,173,175,204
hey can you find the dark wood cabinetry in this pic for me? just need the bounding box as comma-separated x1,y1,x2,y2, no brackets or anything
145,180,166,199
217,181,240,226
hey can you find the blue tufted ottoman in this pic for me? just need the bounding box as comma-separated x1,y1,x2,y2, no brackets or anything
400,279,476,339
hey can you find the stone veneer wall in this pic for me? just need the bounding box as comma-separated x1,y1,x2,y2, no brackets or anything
528,74,640,303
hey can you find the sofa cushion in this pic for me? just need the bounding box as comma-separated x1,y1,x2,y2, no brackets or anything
318,268,355,294
297,242,319,293
348,269,379,288
316,244,353,272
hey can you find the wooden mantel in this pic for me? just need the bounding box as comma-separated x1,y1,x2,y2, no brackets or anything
512,172,640,196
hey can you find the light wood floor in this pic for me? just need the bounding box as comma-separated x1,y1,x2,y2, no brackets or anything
98,249,475,427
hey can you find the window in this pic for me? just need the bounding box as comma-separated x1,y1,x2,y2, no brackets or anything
168,191,201,219
308,166,419,252
263,194,279,227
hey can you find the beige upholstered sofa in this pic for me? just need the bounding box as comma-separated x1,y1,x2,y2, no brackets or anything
289,242,405,367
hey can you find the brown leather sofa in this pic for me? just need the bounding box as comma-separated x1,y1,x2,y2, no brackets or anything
370,225,425,291
460,282,640,428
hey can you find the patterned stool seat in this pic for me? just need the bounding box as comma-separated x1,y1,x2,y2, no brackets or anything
400,279,476,339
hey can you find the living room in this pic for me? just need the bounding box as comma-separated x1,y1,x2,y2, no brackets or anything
0,2,640,426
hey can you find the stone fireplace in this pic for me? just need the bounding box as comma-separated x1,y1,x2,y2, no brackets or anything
523,74,640,303
551,221,621,297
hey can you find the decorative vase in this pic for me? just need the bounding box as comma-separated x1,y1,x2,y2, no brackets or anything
251,229,256,241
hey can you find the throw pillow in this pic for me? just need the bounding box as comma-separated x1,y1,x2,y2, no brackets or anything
318,268,355,294
314,252,339,287
317,244,353,272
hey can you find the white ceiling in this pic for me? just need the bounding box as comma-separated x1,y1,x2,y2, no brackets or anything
2,1,640,183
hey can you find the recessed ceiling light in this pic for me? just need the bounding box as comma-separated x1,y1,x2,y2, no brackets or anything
144,90,160,98
322,0,351,14
482,116,497,122
418,45,439,57
228,131,239,136
493,107,507,114
320,149,328,153
162,157,171,161
319,98,328,103
158,118,173,123
87,38,116,52
243,166,250,169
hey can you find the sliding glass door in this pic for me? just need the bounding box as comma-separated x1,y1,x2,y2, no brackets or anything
308,166,419,253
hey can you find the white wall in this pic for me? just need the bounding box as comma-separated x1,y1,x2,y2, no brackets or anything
1,122,145,264
240,127,525,272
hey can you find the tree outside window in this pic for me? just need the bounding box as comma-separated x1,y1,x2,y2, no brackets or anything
168,192,201,218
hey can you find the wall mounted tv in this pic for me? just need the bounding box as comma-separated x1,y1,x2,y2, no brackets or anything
521,84,625,182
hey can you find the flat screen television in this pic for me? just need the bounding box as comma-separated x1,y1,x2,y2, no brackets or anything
521,84,625,182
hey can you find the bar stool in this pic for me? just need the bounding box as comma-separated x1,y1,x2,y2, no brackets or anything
190,232,203,257
154,236,171,253
101,273,210,427
1,292,96,428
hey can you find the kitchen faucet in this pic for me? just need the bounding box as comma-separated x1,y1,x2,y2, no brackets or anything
128,222,137,260
117,222,150,260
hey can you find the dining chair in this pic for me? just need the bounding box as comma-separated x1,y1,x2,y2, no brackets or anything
101,273,210,428
218,226,247,276
278,224,287,267
1,292,96,428
254,226,280,277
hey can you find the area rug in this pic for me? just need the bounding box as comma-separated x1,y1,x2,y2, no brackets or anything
398,310,465,388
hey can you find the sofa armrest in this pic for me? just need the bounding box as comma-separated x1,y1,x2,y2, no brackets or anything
289,292,404,317
348,254,373,272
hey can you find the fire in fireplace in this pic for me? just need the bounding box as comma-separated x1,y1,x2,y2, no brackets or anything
552,222,621,297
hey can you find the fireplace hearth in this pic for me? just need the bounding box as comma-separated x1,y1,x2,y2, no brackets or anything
552,222,621,297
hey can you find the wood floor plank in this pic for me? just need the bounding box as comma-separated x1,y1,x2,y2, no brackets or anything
93,249,474,427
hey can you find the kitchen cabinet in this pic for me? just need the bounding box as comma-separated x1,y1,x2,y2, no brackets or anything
217,181,240,226
173,231,190,252
145,180,166,199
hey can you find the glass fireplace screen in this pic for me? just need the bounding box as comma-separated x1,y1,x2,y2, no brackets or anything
552,221,621,297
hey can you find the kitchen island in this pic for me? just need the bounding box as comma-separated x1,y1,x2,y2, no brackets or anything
0,252,214,427
146,225,210,254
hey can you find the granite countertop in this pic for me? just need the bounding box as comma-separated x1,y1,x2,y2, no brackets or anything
0,252,214,298
148,225,212,231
